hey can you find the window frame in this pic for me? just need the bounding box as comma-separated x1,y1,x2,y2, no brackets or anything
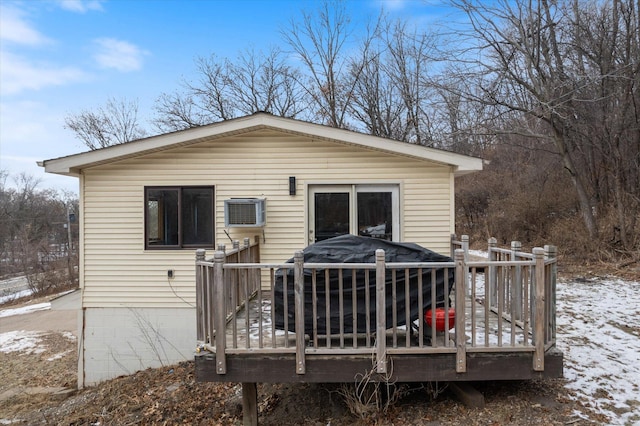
144,185,215,250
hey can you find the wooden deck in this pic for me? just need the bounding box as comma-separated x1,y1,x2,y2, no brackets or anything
194,236,563,384
196,295,562,383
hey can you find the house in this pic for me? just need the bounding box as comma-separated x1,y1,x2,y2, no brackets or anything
41,112,483,387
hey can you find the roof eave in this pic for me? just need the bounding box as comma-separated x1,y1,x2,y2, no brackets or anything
40,113,484,175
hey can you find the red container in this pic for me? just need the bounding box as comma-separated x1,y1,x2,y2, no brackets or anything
425,308,455,331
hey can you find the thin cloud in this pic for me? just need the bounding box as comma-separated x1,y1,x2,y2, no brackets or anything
0,100,61,143
0,50,87,96
92,38,148,72
377,0,407,11
0,4,52,46
56,0,105,13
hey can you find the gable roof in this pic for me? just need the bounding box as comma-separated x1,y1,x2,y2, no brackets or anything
40,112,482,177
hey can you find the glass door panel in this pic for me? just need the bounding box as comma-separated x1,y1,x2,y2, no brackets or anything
357,191,392,240
313,192,350,242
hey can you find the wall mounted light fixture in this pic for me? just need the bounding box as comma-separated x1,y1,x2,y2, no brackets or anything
289,176,296,196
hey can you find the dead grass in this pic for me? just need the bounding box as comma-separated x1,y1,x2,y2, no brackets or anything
0,331,602,425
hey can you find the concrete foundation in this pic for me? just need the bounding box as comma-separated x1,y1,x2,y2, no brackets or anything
80,307,195,386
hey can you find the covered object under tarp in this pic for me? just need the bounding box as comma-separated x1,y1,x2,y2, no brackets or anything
273,235,454,336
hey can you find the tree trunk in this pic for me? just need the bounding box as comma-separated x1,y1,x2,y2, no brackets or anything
552,129,598,238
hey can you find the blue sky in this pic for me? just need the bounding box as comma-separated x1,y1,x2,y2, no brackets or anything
0,0,455,194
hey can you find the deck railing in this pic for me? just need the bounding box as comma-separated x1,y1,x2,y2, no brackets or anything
196,236,557,376
195,237,261,345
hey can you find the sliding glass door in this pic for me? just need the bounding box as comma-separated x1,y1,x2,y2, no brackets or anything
309,185,399,243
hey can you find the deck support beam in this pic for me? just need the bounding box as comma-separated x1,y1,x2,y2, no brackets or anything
449,382,485,408
242,382,258,426
195,350,563,383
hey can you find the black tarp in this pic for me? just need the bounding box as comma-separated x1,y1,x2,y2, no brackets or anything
273,235,454,335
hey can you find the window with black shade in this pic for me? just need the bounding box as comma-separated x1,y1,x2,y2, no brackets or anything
145,186,214,249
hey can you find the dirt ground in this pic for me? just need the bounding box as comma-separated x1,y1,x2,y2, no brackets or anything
0,331,603,425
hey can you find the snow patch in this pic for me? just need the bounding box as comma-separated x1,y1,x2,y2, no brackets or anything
0,330,45,354
0,289,33,305
61,331,77,341
0,302,51,318
557,277,640,425
47,350,72,361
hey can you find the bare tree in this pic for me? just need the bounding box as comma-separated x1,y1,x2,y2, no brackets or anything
154,91,206,132
346,15,448,145
446,0,640,250
154,48,306,132
348,47,407,140
382,20,439,145
228,47,306,118
65,97,147,150
282,0,359,128
568,0,640,250
0,172,78,292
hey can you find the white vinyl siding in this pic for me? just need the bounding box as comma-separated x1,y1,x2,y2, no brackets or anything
81,130,453,308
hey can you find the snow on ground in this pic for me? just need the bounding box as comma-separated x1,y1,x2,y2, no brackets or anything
0,289,33,305
0,300,53,356
0,276,30,303
0,302,51,318
0,330,47,355
557,276,640,425
0,266,639,424
468,249,640,424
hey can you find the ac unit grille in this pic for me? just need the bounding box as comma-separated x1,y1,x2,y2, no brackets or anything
228,203,257,225
224,198,266,227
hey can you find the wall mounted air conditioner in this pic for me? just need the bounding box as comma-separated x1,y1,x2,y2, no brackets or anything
224,198,266,227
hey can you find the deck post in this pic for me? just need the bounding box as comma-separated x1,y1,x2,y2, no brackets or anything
461,235,469,259
450,233,457,258
241,382,258,426
214,251,227,374
533,247,545,371
461,235,470,296
454,249,467,373
375,249,387,374
487,238,497,307
294,251,306,374
544,245,558,344
511,241,523,321
195,249,206,342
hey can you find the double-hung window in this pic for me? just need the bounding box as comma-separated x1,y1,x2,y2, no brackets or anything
145,186,214,249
